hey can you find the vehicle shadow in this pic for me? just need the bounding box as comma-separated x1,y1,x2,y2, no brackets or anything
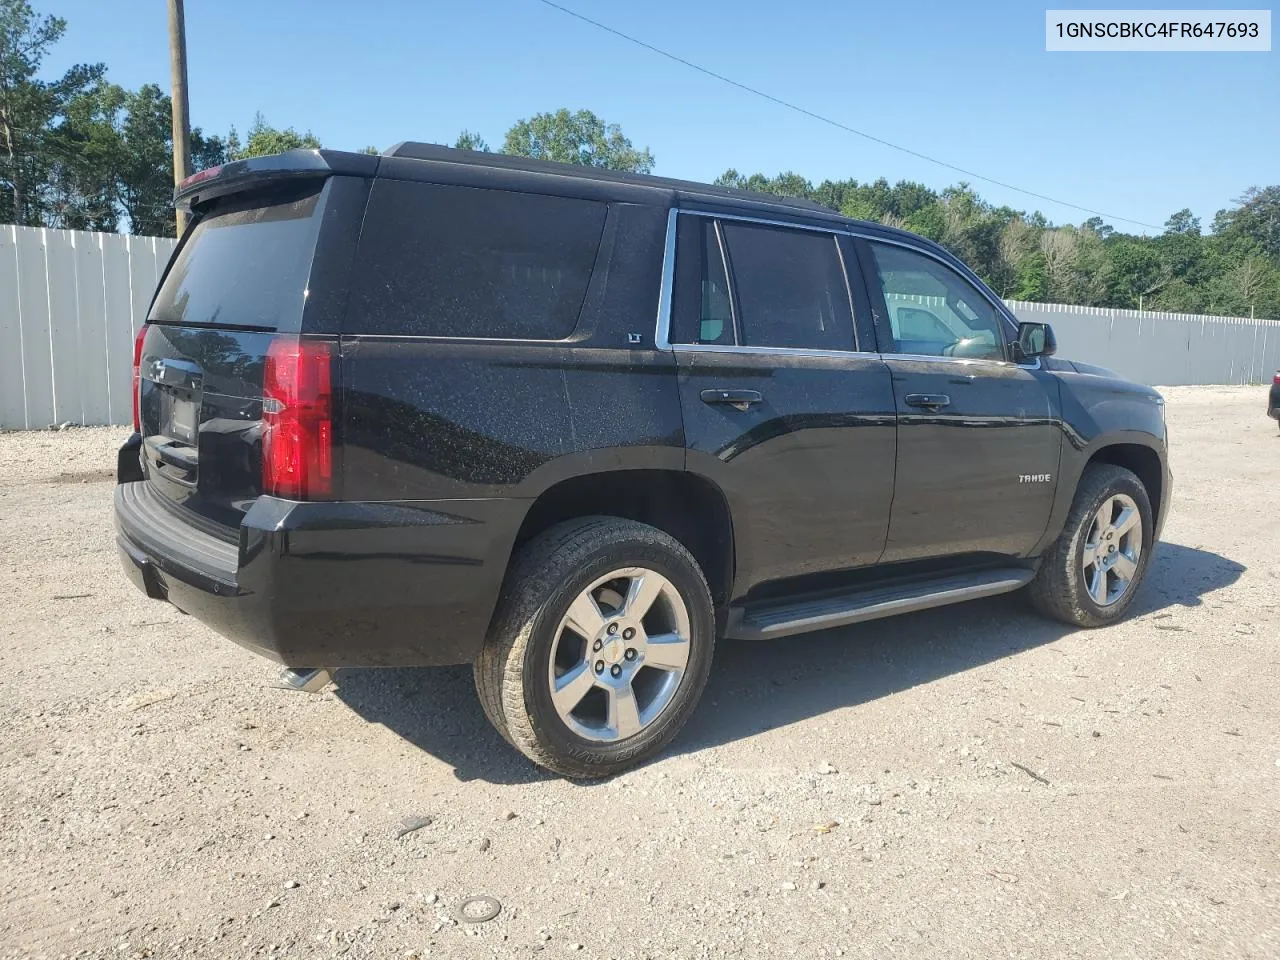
332,541,1242,785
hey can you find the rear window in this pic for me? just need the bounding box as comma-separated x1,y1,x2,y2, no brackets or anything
347,180,607,339
149,184,325,331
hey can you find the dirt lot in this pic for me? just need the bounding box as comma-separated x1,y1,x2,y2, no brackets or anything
1,385,1277,960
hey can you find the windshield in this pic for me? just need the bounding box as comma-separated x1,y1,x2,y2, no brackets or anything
149,184,326,331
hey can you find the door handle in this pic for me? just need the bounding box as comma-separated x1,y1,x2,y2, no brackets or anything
905,393,951,409
700,388,763,410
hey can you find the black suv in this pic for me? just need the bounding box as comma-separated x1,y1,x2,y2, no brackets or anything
116,144,1170,777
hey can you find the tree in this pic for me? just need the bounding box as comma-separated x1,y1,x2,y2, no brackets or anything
1212,186,1280,260
1226,255,1276,315
233,112,320,160
1164,207,1201,235
1082,216,1114,239
49,81,227,235
1103,238,1164,308
0,0,103,225
501,108,653,173
42,78,124,230
1040,228,1080,302
995,217,1040,298
454,130,489,152
700,161,1280,317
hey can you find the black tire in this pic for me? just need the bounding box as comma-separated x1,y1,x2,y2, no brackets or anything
1027,463,1154,627
474,517,715,779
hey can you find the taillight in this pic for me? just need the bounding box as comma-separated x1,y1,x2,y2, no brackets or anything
131,324,147,432
1274,372,1280,385
262,339,334,499
178,165,222,191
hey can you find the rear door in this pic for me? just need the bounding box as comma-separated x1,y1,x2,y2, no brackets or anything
669,212,897,590
138,177,363,533
855,237,1061,563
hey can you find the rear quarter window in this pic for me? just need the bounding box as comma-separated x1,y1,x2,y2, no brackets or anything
347,181,607,339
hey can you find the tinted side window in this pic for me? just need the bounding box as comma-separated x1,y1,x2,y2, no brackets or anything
671,215,734,345
348,181,606,339
868,242,1006,361
719,222,854,351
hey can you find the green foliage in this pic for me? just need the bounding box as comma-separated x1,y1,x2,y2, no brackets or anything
453,130,489,152
500,108,653,173
715,164,1280,319
233,113,320,160
1212,186,1280,260
0,0,105,225
1,0,1276,317
1164,207,1200,235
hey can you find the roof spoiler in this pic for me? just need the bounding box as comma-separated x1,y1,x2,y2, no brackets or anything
173,149,380,211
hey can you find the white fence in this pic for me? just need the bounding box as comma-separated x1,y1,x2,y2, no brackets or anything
1007,299,1280,387
1,226,1278,430
0,225,176,431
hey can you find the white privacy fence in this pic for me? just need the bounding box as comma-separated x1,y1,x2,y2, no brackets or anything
1006,299,1280,387
1,226,1278,430
1,225,176,430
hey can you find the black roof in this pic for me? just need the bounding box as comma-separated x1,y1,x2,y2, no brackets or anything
176,141,946,260
378,142,923,243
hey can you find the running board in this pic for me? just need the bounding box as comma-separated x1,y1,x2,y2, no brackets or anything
730,567,1035,642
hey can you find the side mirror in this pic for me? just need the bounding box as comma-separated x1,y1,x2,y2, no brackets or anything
1014,321,1057,361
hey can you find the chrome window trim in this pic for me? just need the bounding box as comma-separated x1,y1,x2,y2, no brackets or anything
681,208,846,234
671,343,880,361
888,352,1042,371
654,207,1039,369
339,333,575,345
657,208,864,355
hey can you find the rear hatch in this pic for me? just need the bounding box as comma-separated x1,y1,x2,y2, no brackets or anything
137,158,368,537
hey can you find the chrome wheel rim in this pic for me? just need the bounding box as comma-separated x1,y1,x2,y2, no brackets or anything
548,567,692,743
1082,493,1142,606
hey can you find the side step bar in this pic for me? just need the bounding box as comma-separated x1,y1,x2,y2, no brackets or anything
730,567,1035,642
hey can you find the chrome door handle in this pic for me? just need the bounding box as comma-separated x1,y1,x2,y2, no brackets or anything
904,393,950,409
701,388,763,409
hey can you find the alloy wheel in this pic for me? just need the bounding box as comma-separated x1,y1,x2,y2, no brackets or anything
1081,493,1143,606
547,567,692,742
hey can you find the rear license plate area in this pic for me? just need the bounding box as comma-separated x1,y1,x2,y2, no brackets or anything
161,390,199,445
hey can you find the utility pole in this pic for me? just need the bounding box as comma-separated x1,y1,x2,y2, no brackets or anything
167,0,192,236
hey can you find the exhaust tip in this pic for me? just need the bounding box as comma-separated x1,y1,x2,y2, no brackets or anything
275,667,332,693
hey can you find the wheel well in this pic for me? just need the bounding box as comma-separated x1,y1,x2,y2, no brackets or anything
1087,444,1164,525
513,471,735,604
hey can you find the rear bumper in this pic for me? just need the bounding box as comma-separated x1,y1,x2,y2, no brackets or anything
115,479,525,668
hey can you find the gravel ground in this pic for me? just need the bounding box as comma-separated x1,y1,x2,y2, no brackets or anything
1,385,1277,960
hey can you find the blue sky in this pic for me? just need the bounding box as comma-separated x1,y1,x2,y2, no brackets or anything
41,0,1278,233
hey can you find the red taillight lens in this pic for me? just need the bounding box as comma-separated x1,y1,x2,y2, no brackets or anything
131,324,148,432
262,339,334,499
1274,372,1280,385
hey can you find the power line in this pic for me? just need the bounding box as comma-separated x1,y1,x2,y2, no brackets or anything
531,0,1163,230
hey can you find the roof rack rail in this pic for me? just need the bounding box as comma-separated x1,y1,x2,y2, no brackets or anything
382,141,840,216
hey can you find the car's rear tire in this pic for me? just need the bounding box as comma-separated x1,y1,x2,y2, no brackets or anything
474,517,715,779
1028,463,1154,627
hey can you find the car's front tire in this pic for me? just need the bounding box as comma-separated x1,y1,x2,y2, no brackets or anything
474,517,715,779
1028,463,1154,627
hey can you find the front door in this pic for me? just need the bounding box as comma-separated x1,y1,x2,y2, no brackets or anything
668,213,897,590
856,237,1061,563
